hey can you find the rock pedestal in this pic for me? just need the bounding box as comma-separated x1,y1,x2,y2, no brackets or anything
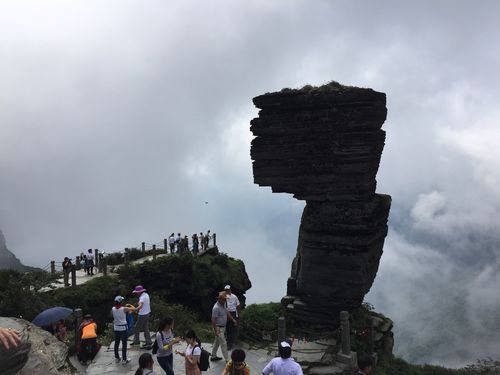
250,82,391,330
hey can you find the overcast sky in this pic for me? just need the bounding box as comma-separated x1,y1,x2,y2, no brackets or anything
1,0,499,367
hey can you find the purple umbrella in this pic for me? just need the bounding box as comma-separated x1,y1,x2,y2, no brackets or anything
32,307,73,327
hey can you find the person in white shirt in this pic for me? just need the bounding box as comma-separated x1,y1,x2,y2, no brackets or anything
86,249,95,275
224,285,240,349
262,341,303,375
175,329,202,375
131,285,153,349
112,296,136,364
168,233,175,254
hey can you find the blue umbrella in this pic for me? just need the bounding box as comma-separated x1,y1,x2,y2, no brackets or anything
32,307,73,327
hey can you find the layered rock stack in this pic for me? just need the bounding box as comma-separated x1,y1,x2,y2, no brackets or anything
250,82,391,330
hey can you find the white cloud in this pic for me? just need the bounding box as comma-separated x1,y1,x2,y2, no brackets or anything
1,0,500,367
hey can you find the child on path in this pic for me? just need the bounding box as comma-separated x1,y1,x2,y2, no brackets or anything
176,329,201,375
135,353,157,375
221,349,250,375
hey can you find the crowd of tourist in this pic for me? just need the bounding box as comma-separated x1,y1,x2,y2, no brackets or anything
168,230,213,255
19,228,377,375
57,230,214,291
0,281,375,375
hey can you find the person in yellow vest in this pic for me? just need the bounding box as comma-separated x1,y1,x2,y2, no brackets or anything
79,314,98,365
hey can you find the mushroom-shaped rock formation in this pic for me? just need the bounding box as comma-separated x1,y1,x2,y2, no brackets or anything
250,82,391,330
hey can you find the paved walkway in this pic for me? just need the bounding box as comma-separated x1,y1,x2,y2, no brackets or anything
40,268,103,292
84,334,272,375
48,250,215,291
47,254,164,291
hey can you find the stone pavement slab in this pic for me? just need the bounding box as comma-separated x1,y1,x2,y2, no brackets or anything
86,334,275,375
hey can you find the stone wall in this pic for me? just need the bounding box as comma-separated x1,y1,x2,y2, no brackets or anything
250,82,391,330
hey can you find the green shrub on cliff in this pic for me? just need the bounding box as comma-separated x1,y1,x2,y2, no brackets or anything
239,302,284,343
49,276,122,333
374,356,456,375
116,253,251,319
0,270,58,320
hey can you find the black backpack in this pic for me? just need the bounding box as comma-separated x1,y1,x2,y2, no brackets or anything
151,331,163,355
194,344,210,371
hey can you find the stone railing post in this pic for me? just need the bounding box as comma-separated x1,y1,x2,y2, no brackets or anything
102,257,108,276
95,249,99,269
152,244,157,260
50,261,56,274
213,233,217,247
142,242,146,254
124,249,129,265
277,316,286,344
340,311,351,355
74,308,82,349
368,316,375,354
164,239,168,252
337,310,357,369
71,265,77,287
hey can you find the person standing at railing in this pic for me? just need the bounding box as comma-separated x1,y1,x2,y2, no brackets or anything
192,234,199,255
168,233,175,254
199,232,204,251
80,252,87,271
62,257,73,287
203,230,211,251
86,249,95,276
175,233,181,253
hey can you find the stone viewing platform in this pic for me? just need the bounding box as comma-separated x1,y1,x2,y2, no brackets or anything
2,308,396,374
84,335,271,375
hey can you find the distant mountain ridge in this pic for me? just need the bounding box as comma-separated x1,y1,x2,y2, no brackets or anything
0,229,32,271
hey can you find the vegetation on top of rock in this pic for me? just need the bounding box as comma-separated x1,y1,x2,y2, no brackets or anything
116,252,251,319
106,247,159,265
278,80,358,94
